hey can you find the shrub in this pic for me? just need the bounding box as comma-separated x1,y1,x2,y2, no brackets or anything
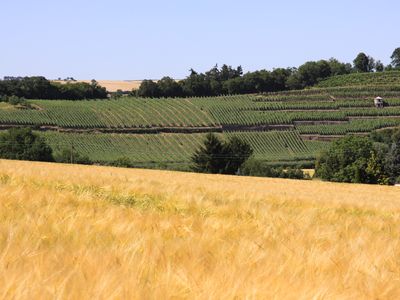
109,157,133,168
0,128,53,162
53,148,92,165
240,159,308,179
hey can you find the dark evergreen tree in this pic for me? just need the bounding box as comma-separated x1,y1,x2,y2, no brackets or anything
191,133,253,174
191,133,226,173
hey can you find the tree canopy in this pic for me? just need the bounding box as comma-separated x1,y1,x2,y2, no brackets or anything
391,48,400,68
316,130,400,185
353,52,375,73
0,128,53,162
191,133,253,175
0,77,108,100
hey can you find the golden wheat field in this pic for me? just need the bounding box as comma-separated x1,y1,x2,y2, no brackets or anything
0,159,400,299
53,80,144,92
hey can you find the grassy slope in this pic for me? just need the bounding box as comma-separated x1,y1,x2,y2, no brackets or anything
0,160,399,298
317,71,400,88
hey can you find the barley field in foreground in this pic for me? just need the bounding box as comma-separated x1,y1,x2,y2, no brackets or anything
0,160,400,299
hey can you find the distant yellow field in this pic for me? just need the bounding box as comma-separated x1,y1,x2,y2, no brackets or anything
0,159,400,299
53,80,144,92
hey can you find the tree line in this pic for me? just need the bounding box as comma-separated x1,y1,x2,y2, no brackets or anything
134,47,400,98
0,77,108,100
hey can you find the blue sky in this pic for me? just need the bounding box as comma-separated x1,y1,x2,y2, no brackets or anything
1,0,399,80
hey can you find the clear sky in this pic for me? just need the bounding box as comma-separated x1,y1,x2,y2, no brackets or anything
1,0,399,80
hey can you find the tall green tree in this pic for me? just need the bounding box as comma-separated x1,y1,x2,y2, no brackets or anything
222,136,253,174
391,47,400,68
385,138,400,184
191,133,253,174
353,52,374,72
136,80,160,98
375,60,385,72
191,133,226,173
157,77,183,98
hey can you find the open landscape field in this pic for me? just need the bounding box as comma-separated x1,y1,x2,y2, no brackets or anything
0,159,399,298
53,80,144,92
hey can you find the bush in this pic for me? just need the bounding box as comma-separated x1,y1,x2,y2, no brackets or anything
53,148,92,165
0,128,53,162
315,135,388,184
240,159,309,179
316,136,368,183
109,157,133,168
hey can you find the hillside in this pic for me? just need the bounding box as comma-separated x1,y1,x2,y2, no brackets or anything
317,71,400,88
0,159,399,298
1,82,400,168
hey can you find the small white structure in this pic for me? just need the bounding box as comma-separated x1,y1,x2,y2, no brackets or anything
374,97,384,108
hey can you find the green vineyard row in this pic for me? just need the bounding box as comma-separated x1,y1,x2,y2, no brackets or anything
40,130,327,166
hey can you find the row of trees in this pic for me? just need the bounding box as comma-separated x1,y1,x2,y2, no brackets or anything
316,129,400,185
352,48,400,72
0,77,108,100
135,48,400,98
134,61,349,98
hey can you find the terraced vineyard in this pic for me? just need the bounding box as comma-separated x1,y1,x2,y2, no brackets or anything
317,71,400,87
41,131,327,168
0,98,217,128
1,72,400,168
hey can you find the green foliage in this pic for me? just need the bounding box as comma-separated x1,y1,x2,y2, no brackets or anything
391,47,400,68
109,157,133,168
111,89,124,99
191,133,226,173
240,159,308,179
136,80,161,98
1,95,29,107
375,60,385,72
314,132,400,185
53,148,92,165
157,77,183,97
0,128,53,162
315,136,377,183
317,71,400,87
289,60,332,89
0,77,107,100
385,139,400,183
353,52,375,73
191,133,253,174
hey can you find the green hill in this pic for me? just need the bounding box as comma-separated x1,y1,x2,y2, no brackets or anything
1,82,400,170
317,71,400,88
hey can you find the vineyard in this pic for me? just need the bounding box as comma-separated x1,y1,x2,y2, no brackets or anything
317,71,400,88
41,131,327,168
1,76,400,167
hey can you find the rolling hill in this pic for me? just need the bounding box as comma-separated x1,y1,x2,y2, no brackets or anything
2,71,400,169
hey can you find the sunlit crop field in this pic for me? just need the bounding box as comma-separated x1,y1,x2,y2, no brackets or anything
0,160,400,299
53,80,144,92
